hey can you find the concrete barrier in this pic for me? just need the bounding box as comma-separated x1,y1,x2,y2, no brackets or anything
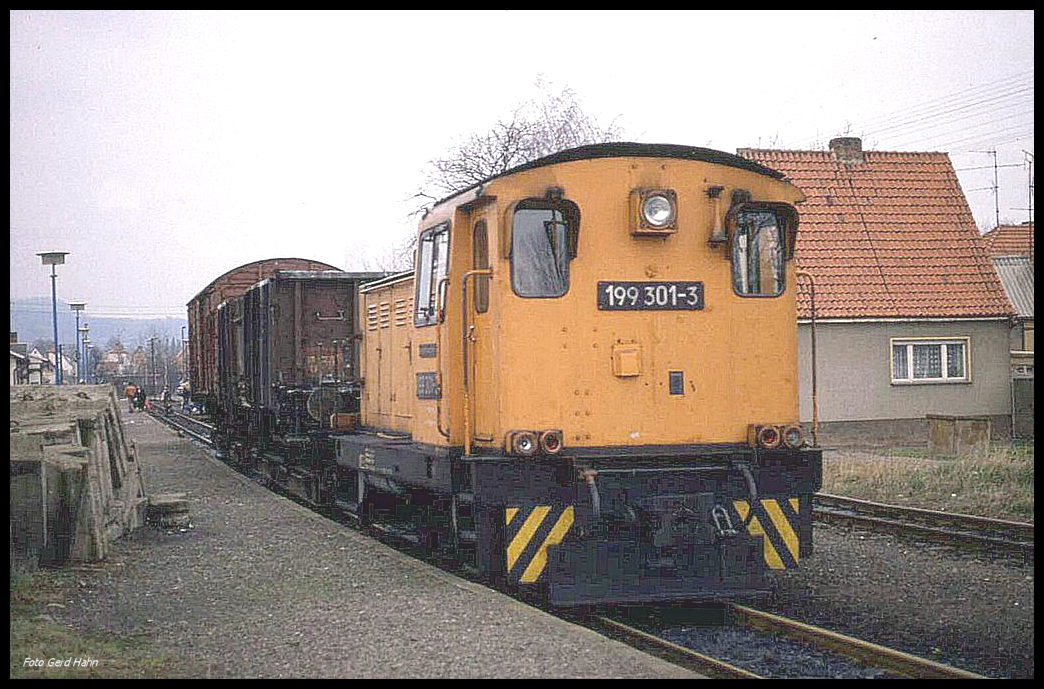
10,385,147,569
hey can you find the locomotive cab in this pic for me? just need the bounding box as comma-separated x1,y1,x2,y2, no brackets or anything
345,143,823,605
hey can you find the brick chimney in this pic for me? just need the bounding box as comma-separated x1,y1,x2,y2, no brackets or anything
829,137,864,165
10,331,17,345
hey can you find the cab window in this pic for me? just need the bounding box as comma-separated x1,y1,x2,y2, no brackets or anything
473,220,489,313
510,199,579,298
414,222,450,326
731,209,784,297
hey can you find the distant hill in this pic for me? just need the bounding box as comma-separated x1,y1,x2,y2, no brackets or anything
9,298,187,351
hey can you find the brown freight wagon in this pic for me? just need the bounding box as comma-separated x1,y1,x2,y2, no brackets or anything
242,270,388,434
212,270,387,493
186,258,341,413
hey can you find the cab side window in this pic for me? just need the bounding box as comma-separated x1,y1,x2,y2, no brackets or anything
414,222,450,326
473,220,489,313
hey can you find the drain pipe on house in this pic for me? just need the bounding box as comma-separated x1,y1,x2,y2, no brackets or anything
795,270,819,447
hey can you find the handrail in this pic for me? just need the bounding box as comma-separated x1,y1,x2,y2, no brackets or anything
435,277,450,439
795,270,819,447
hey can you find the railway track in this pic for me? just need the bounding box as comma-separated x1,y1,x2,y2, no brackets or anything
155,406,1034,560
813,492,1034,556
146,406,214,445
584,604,986,679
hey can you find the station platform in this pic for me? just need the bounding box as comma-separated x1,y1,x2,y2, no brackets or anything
63,407,696,678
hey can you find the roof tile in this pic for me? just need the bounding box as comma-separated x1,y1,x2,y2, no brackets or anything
738,145,1015,320
981,222,1034,258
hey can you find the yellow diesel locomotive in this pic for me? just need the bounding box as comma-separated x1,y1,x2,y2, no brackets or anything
334,142,822,604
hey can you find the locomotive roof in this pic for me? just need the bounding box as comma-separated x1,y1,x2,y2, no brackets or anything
429,142,786,214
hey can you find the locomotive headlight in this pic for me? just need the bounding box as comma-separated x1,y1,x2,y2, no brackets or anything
508,430,540,457
642,194,675,228
632,188,678,234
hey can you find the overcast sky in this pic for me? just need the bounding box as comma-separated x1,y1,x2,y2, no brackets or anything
10,10,1034,318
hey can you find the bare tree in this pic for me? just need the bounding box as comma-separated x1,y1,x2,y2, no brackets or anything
387,78,624,270
344,235,415,274
418,77,625,204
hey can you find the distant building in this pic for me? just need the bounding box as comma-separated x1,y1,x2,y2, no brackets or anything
739,137,1015,443
23,346,75,385
48,348,76,383
95,341,136,382
27,348,51,384
10,332,29,385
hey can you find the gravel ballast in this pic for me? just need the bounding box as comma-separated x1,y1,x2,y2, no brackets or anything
761,451,1034,679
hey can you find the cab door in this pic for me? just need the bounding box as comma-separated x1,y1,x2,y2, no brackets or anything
470,218,497,446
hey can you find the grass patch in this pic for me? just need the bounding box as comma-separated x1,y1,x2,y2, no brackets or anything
10,569,183,679
821,442,1034,522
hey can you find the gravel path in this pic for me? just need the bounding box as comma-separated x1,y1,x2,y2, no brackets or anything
57,411,694,678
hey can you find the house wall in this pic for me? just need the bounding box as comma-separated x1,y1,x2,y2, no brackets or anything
797,319,1011,439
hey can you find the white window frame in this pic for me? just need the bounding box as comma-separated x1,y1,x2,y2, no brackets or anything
890,336,971,384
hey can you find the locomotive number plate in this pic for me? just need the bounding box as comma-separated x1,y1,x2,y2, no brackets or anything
597,281,704,310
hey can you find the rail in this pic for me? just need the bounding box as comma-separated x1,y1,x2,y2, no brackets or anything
146,406,214,445
729,603,985,679
583,604,986,679
814,492,1033,556
583,614,759,679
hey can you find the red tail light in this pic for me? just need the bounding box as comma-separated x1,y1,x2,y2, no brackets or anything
539,429,563,455
757,425,782,449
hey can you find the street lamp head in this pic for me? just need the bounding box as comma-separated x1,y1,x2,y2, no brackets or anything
69,302,86,311
37,251,69,266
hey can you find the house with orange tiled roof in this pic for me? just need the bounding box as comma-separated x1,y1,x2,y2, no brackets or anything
980,221,1033,438
981,221,1034,352
739,137,1016,443
982,221,1034,260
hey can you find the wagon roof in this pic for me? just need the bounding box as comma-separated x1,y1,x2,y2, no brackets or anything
187,257,342,307
429,142,786,214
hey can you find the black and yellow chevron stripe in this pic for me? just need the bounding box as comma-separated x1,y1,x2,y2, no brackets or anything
505,505,575,584
503,498,802,581
733,497,802,569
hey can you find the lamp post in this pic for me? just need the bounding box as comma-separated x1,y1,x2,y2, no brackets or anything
82,335,91,384
181,325,189,385
79,324,90,384
69,302,86,383
37,251,69,385
149,337,157,394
